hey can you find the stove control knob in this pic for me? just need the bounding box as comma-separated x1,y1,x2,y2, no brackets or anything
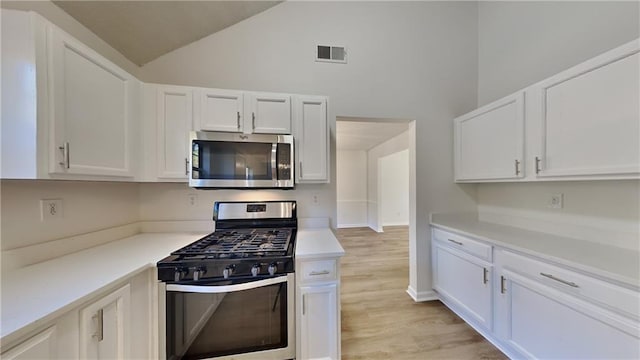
174,268,188,282
268,263,277,276
251,264,261,277
223,265,235,279
193,267,206,281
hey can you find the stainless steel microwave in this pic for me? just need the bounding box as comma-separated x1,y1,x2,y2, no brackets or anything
189,131,294,189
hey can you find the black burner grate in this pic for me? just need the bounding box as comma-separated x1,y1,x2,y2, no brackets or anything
172,228,293,259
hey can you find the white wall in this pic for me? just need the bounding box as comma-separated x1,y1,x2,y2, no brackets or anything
478,1,639,106
476,1,640,250
336,150,368,228
0,180,139,250
367,130,410,232
380,149,409,227
139,183,330,222
140,1,480,299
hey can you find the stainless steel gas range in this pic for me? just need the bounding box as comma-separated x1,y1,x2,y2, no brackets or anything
157,201,297,360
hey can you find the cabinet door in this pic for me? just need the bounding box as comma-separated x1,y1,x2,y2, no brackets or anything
294,96,328,183
531,41,640,179
299,284,339,360
195,88,243,132
48,25,137,178
495,270,640,359
1,327,57,360
432,244,492,330
245,92,291,134
80,284,131,360
454,93,524,181
156,86,192,180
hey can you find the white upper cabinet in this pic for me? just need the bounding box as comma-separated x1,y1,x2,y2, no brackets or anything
155,85,193,180
48,24,139,178
455,93,524,181
529,40,640,179
294,96,329,183
195,89,291,135
194,88,244,133
454,38,640,182
245,92,291,134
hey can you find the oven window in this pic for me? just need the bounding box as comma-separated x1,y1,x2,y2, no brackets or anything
166,282,288,360
193,141,273,181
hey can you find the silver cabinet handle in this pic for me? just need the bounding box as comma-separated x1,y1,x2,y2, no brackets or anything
185,158,189,176
252,112,256,130
540,272,579,288
59,142,70,169
309,270,330,276
483,268,488,284
535,156,542,174
448,239,463,246
92,308,104,342
299,162,303,177
237,111,241,129
302,294,306,315
515,159,521,175
500,275,506,294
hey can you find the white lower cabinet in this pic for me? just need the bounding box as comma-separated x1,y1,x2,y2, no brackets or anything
298,284,338,360
431,227,640,360
1,327,58,360
495,249,640,359
1,269,155,360
80,284,131,359
296,257,341,360
432,242,492,331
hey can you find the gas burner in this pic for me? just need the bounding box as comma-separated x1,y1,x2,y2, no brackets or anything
171,228,294,259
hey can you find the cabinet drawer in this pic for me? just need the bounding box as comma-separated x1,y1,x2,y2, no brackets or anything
299,259,337,283
497,249,639,318
432,228,492,261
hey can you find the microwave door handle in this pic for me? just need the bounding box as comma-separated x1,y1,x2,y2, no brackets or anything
271,143,278,180
166,275,287,294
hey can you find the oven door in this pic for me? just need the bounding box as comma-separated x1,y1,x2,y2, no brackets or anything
160,273,295,360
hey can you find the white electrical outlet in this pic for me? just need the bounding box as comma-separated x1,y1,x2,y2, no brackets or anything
549,194,563,209
187,194,198,207
312,194,319,204
41,199,63,221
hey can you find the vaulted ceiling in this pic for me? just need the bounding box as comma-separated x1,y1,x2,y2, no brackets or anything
52,0,282,66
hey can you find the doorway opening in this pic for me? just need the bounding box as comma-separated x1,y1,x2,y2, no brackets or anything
335,116,414,233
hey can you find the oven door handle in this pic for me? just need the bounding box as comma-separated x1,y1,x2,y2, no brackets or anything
166,275,288,294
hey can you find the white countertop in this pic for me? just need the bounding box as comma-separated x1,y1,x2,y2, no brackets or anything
295,229,345,259
430,213,639,288
0,232,206,344
1,226,345,345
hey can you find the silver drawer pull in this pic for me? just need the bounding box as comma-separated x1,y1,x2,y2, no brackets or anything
448,239,463,246
540,272,579,288
309,270,330,276
92,308,104,342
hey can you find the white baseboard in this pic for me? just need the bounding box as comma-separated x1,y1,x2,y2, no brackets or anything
337,223,369,229
406,286,438,302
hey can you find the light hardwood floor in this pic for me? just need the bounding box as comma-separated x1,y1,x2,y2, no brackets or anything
336,226,507,360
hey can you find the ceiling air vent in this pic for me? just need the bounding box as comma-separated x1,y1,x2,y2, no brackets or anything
316,45,347,64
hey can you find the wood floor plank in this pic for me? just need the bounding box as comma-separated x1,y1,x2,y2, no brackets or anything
336,226,507,360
